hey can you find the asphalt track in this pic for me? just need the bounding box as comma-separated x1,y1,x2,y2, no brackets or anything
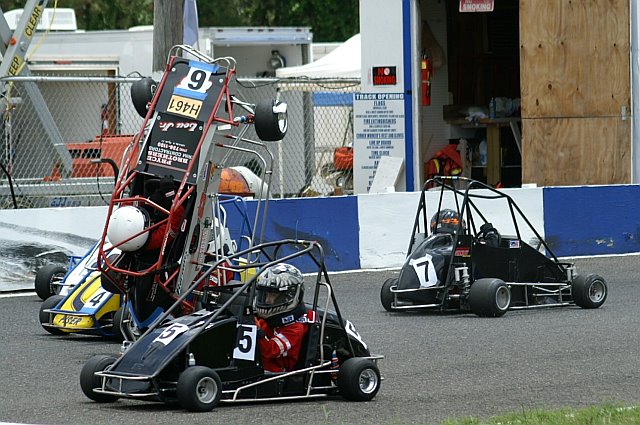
1,255,639,425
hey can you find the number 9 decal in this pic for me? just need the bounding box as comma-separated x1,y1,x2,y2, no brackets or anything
233,324,257,361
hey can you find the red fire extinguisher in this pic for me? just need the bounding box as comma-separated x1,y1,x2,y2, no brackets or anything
421,52,432,106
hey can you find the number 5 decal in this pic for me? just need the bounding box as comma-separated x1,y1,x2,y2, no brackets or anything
234,324,257,361
409,253,439,288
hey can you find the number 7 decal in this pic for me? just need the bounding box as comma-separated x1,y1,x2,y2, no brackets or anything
409,253,439,287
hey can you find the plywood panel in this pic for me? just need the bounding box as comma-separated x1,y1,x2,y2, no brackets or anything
519,0,630,185
521,116,630,186
520,0,630,118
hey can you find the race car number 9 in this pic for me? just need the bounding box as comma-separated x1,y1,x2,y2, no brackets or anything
175,61,216,99
409,253,439,288
233,324,257,361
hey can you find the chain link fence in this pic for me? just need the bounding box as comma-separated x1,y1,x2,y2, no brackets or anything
0,74,359,209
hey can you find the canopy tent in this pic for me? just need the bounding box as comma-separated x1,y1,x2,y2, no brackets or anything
276,34,361,78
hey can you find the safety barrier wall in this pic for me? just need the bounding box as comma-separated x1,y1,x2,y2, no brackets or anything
0,185,638,274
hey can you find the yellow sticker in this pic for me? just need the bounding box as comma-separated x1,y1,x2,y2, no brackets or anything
167,94,203,119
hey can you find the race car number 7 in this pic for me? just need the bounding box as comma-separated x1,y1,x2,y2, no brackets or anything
409,253,439,288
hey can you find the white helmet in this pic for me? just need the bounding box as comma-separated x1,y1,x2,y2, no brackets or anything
106,206,149,251
254,263,304,319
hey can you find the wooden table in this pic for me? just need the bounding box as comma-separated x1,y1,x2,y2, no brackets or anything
445,117,521,185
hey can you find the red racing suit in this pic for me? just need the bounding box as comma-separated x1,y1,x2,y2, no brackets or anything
255,314,309,372
144,204,185,251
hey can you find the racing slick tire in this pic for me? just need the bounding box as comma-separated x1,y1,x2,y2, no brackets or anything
130,77,157,118
35,264,67,300
380,278,397,312
176,366,222,412
39,295,66,335
468,278,511,317
572,273,607,309
80,355,119,403
337,357,381,402
254,99,287,141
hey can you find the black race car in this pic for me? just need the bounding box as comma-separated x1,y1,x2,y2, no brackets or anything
380,176,607,317
80,239,383,411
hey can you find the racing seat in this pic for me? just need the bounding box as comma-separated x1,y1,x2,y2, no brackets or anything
294,320,319,370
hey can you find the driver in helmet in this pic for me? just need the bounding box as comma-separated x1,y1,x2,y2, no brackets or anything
254,263,309,373
430,209,463,235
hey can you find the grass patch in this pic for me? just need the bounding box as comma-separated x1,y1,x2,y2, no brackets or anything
442,404,640,425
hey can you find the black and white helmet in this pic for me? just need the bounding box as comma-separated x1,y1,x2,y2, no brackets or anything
254,263,304,319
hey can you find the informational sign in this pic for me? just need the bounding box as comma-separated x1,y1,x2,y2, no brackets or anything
353,93,405,193
372,66,397,86
459,0,494,12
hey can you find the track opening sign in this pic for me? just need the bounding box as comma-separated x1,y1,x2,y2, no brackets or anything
353,93,405,193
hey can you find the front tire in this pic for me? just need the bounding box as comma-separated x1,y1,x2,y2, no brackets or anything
39,295,66,335
380,278,396,312
572,274,607,308
254,99,287,141
35,264,66,300
176,366,222,412
337,357,381,401
468,278,511,317
80,355,119,403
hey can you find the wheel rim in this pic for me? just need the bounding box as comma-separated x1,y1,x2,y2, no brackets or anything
495,286,511,310
277,113,287,133
196,377,217,404
50,273,65,295
358,368,379,394
588,280,606,303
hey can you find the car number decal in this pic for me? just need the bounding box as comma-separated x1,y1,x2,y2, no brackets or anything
173,61,217,100
153,323,189,345
345,320,368,350
409,253,439,287
233,324,257,361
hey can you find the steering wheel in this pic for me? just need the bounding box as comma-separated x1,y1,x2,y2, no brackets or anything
479,223,501,247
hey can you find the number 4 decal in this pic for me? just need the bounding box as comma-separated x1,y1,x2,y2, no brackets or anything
409,253,439,288
234,324,257,361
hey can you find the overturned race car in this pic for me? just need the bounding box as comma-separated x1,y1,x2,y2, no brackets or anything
380,176,607,317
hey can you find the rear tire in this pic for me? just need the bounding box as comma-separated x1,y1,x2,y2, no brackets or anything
380,278,396,312
39,295,66,335
35,264,66,300
337,357,381,401
468,278,511,317
254,99,287,141
572,274,607,308
80,355,119,403
176,366,222,412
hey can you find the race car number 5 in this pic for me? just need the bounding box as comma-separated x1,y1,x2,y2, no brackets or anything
409,253,439,288
234,324,257,361
153,323,189,346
